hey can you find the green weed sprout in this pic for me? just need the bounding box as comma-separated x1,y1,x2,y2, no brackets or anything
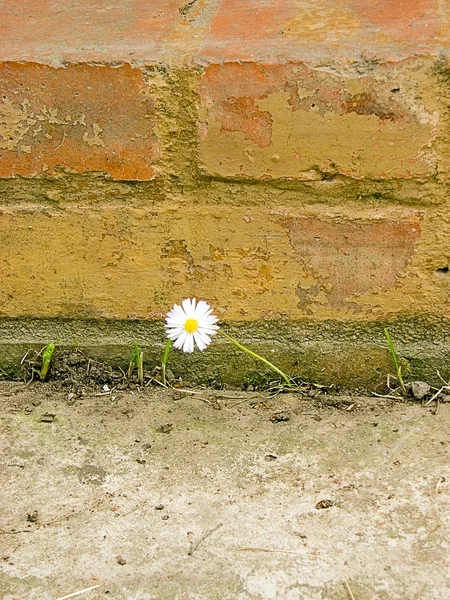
40,343,55,381
384,328,407,395
164,298,293,388
128,341,144,385
161,339,172,386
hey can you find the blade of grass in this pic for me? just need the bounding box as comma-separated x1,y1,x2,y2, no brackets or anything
384,328,407,396
161,339,172,387
40,343,55,381
137,350,144,385
128,341,143,384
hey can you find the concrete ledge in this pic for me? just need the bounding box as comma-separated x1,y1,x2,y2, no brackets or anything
1,315,449,388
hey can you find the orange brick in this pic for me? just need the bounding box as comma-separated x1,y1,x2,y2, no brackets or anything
199,0,447,63
0,63,158,180
0,0,185,63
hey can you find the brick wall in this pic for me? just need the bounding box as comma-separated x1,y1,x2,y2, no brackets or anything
1,0,450,386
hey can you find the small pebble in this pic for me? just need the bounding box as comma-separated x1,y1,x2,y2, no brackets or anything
156,423,173,434
270,411,291,423
40,413,56,423
26,510,39,523
410,381,431,400
264,454,278,461
316,499,334,510
116,556,126,565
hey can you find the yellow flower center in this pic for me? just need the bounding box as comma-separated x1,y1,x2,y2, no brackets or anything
184,318,198,334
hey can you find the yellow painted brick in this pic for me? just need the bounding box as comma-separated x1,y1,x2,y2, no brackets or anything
0,204,446,321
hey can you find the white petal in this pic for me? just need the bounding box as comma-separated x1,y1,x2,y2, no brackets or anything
182,333,194,353
194,300,211,319
182,298,196,317
166,327,185,340
193,331,208,351
196,329,213,344
173,330,188,350
198,325,219,335
194,330,212,349
166,303,184,319
201,316,219,326
166,316,186,327
166,326,185,335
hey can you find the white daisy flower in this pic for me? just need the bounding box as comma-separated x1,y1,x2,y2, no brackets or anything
165,298,219,353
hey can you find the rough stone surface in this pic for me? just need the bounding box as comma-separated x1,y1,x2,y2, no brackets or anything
0,383,449,599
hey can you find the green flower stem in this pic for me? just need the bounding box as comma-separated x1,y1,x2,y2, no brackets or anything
161,339,172,387
218,330,293,388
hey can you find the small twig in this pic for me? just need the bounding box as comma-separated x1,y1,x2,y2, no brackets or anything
216,393,256,400
42,511,78,527
435,476,446,494
0,528,35,535
55,584,100,600
372,392,403,400
169,387,207,395
343,577,356,600
121,499,148,517
188,522,223,555
197,397,213,405
145,376,168,388
425,386,448,406
1,510,79,536
237,547,308,556
20,349,32,365
227,395,261,408
436,370,449,386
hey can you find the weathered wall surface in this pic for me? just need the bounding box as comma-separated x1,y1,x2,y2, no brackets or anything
1,0,450,385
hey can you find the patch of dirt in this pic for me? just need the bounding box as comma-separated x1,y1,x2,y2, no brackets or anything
20,348,123,388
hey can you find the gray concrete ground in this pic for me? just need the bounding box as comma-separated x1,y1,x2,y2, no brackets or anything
0,382,449,600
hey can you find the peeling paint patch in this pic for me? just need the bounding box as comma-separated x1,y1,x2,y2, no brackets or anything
198,61,441,180
0,63,158,180
287,216,422,310
83,123,105,147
